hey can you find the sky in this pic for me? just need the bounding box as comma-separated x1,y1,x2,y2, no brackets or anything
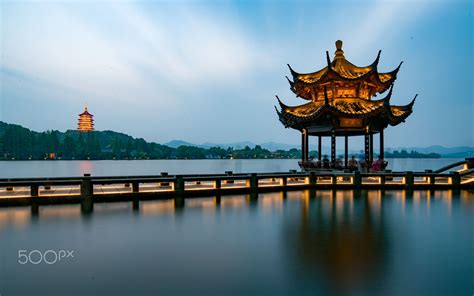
0,0,473,149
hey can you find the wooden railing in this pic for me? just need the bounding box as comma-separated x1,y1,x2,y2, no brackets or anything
0,169,473,207
433,157,474,173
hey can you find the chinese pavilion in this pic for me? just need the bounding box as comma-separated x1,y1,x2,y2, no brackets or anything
77,105,94,132
275,40,416,169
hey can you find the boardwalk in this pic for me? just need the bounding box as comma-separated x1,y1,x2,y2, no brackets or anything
0,165,473,208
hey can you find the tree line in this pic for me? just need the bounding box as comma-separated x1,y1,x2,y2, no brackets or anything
0,122,305,160
0,122,440,160
385,150,440,158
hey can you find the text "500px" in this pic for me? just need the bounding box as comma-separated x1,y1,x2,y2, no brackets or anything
18,250,74,265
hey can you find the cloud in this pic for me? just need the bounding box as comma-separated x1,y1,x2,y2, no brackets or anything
3,4,152,103
1,2,270,105
110,2,271,86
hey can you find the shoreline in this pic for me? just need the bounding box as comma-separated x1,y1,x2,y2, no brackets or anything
0,157,457,161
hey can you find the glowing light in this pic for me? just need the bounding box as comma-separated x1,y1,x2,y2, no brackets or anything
461,177,474,184
77,105,95,132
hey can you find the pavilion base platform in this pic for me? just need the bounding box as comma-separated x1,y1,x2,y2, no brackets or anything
299,159,389,174
298,161,347,173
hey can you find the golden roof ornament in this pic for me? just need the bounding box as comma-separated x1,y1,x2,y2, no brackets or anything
334,40,344,59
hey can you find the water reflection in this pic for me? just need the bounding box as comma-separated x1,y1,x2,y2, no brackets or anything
461,190,474,209
0,190,467,229
281,190,389,295
0,190,472,295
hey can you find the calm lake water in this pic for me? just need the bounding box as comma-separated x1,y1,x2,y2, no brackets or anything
0,159,472,295
0,190,472,295
0,158,465,178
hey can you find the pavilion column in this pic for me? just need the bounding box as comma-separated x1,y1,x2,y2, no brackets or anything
305,130,309,161
369,133,374,163
318,136,322,161
380,129,385,161
344,135,348,168
301,128,309,162
364,131,370,165
331,132,336,168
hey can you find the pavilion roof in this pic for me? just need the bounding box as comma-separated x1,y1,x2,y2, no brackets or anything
276,86,416,131
287,40,402,100
79,106,93,117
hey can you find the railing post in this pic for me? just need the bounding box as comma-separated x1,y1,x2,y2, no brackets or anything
225,171,234,184
354,171,361,188
175,176,185,195
451,172,460,188
380,174,386,185
160,172,170,187
309,172,316,187
250,173,258,191
132,181,139,193
80,174,94,215
214,178,221,189
174,175,185,208
280,176,287,186
332,173,337,186
81,174,93,196
31,184,39,197
425,170,434,185
405,171,414,188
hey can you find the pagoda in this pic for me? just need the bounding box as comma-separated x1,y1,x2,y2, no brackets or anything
275,40,416,169
77,105,94,132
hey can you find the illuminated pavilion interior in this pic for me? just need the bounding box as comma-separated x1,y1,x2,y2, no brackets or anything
77,105,95,132
276,40,416,169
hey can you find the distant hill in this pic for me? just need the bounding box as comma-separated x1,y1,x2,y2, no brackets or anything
0,121,174,160
164,138,474,158
165,140,311,151
0,121,298,160
200,141,256,149
1,121,471,159
163,140,196,148
442,151,474,158
388,145,474,158
165,140,258,150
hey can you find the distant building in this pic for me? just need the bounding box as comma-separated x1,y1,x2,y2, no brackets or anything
77,105,94,132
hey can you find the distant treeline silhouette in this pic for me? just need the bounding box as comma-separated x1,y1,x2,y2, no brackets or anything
385,150,440,159
0,121,439,160
0,121,305,160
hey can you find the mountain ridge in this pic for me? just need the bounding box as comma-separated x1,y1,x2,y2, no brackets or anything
165,139,473,157
1,121,472,158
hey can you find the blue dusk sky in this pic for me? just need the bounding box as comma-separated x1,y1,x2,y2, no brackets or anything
0,0,472,148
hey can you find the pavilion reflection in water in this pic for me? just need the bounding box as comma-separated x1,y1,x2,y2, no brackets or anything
282,190,389,294
280,189,473,294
